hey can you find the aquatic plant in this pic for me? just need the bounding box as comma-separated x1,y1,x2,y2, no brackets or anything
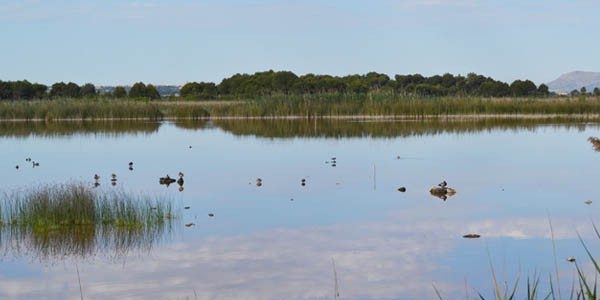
0,183,175,259
4,97,600,120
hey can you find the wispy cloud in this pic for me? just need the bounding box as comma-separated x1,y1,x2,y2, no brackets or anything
0,214,590,300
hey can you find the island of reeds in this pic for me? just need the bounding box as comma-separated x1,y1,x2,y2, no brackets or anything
0,183,175,259
2,71,600,121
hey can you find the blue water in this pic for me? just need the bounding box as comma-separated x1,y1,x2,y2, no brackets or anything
0,121,599,300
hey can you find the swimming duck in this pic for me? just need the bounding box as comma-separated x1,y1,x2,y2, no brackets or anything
177,173,184,186
438,181,447,188
94,174,100,181
159,175,176,185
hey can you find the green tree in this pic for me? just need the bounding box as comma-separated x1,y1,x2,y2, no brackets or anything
50,82,68,98
146,84,161,99
580,87,587,95
113,86,127,98
537,84,550,97
594,87,600,96
128,82,148,98
510,80,537,97
80,83,96,98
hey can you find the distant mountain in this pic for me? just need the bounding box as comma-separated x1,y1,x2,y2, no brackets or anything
547,71,600,94
97,85,180,97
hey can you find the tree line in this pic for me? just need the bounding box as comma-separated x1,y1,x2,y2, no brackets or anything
183,71,556,99
0,80,160,100
3,70,600,101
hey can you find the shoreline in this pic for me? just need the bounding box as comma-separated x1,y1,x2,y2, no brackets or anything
1,113,600,122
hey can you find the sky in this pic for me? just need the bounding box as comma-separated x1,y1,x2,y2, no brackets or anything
1,0,599,86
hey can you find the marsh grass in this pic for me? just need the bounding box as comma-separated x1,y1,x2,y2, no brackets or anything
202,96,600,118
0,183,175,259
4,97,600,120
0,100,208,121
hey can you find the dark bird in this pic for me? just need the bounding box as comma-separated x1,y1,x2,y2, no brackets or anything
128,162,133,167
397,187,406,192
15,165,19,170
94,174,100,181
185,222,195,227
25,158,31,162
208,213,214,217
159,175,176,185
184,206,190,209
462,233,481,239
111,174,117,181
177,174,184,186
438,181,447,187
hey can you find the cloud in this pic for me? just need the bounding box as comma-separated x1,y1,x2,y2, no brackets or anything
0,214,591,300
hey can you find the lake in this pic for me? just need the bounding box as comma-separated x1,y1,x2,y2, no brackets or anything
1,119,599,300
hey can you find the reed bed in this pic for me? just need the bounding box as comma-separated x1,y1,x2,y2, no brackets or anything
203,96,600,118
3,97,600,120
0,100,208,121
0,183,173,231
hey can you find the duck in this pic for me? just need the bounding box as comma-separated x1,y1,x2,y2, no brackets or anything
159,175,176,185
94,174,100,181
15,165,19,170
438,181,447,188
462,233,481,239
128,162,134,167
111,174,117,181
177,173,184,186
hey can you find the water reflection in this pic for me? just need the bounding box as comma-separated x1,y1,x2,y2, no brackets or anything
0,214,596,300
0,219,174,261
210,118,597,139
1,118,598,139
0,121,159,138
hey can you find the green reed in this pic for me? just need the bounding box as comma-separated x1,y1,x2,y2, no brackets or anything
0,99,208,121
3,96,600,120
0,183,173,231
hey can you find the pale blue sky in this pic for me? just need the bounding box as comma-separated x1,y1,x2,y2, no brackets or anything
1,0,599,86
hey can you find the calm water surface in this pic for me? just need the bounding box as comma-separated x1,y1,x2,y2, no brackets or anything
1,120,599,300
